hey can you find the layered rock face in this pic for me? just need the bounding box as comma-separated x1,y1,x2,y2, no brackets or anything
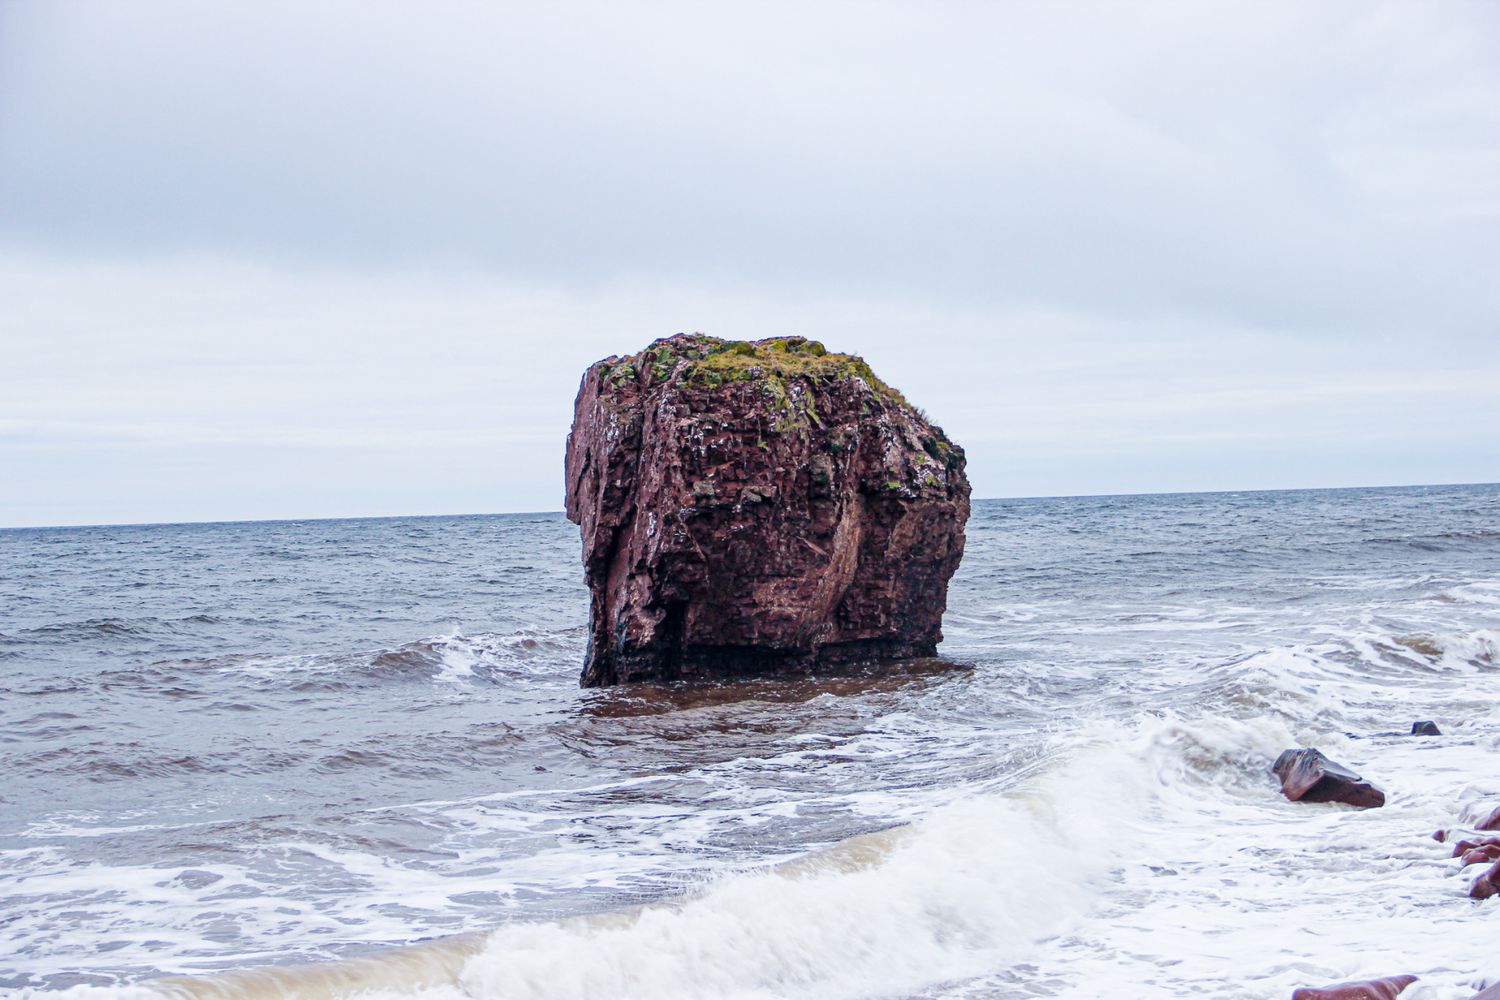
564,334,970,687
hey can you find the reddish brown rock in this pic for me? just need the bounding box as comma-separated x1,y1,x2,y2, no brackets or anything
1454,836,1500,858
1470,859,1500,900
564,334,970,687
1272,748,1386,808
1476,806,1500,830
1461,844,1500,866
1292,977,1416,1000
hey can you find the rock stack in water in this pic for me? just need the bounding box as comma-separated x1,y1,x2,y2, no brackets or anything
564,334,971,687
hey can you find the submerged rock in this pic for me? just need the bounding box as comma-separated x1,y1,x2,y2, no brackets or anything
1410,720,1442,736
1291,976,1417,1000
1468,984,1500,1000
1272,748,1386,809
564,334,970,687
1475,806,1500,831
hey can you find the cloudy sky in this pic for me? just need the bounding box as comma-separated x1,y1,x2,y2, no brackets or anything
1,1,1496,527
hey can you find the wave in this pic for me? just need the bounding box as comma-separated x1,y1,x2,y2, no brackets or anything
32,716,1267,1000
1377,630,1499,671
31,702,1500,1000
5,615,234,647
12,744,228,780
30,694,1500,999
1187,625,1500,741
261,630,580,691
14,618,158,643
15,629,585,700
1361,530,1500,551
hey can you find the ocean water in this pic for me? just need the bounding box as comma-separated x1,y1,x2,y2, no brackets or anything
4,484,1500,999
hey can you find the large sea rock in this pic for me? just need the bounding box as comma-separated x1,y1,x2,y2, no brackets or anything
564,333,971,687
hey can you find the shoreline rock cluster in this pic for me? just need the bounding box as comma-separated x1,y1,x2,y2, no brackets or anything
1437,805,1500,900
1278,722,1500,999
564,334,970,687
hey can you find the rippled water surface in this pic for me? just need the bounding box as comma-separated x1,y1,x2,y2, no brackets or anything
4,485,1500,998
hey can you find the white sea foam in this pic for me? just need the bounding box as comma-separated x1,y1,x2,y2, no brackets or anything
31,725,1168,1000
966,718,1500,999
45,702,1500,1000
443,740,1147,1000
430,635,479,684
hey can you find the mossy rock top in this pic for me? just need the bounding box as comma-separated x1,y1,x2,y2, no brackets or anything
600,332,914,412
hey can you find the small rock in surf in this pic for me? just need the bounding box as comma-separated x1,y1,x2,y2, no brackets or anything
1452,836,1500,858
1272,748,1386,809
1410,720,1442,736
1291,976,1417,1000
1470,859,1500,900
1460,844,1500,866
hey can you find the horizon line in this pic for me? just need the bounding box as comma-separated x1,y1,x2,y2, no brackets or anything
2,479,1494,533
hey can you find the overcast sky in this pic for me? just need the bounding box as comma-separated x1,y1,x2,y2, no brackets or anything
1,1,1497,527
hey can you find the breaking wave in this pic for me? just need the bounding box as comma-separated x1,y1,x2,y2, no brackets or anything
39,720,1183,1000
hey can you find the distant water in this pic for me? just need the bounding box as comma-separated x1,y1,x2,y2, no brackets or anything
5,484,1500,999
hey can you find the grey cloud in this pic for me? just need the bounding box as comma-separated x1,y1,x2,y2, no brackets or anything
2,256,1496,526
1,1,1497,525
1,1,1497,331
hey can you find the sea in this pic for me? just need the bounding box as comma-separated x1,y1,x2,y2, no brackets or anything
4,483,1500,999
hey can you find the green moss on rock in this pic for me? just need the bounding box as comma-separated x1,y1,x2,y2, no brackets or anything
606,333,912,413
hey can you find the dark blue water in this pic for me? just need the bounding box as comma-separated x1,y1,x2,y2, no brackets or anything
4,485,1500,997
